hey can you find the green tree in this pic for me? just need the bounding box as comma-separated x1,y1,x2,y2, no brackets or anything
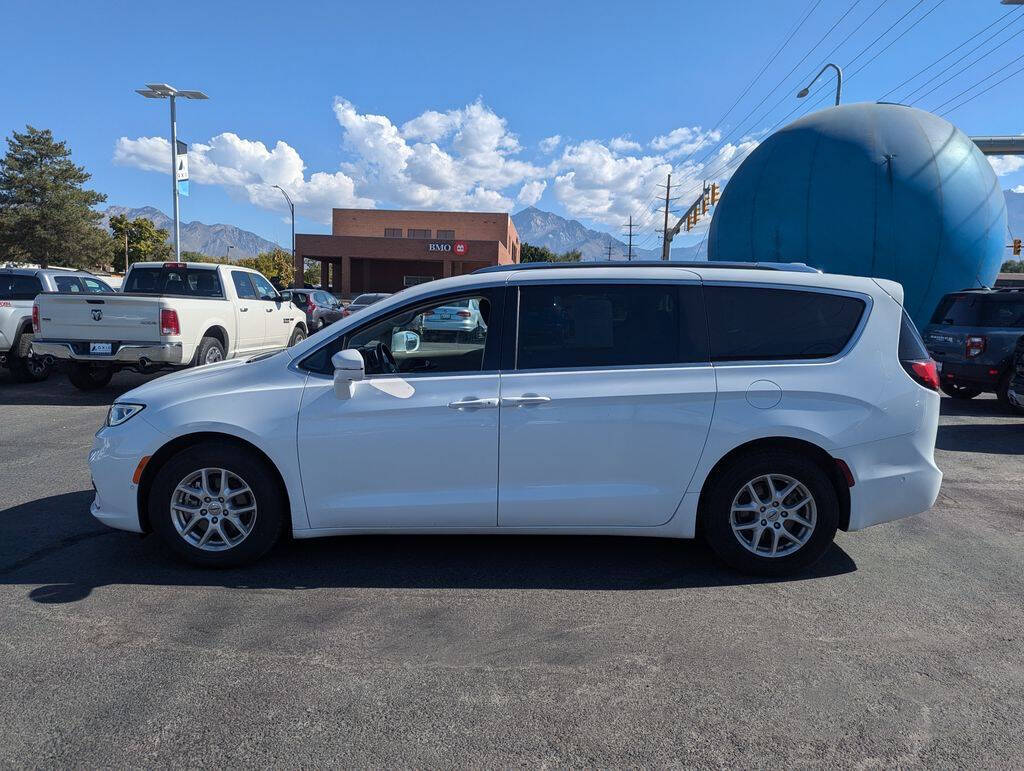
236,248,294,288
303,259,321,287
520,242,582,263
0,125,111,268
1002,259,1024,274
109,214,172,271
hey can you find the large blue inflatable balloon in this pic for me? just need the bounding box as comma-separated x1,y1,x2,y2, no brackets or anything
707,103,1006,329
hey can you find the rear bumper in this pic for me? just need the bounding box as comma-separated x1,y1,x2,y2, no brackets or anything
32,339,184,365
932,360,1001,390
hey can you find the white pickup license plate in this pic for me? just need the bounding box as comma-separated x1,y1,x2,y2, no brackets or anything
89,342,113,355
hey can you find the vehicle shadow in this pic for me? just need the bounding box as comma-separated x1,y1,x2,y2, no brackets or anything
939,394,1017,419
0,369,157,407
1,491,857,603
936,423,1024,455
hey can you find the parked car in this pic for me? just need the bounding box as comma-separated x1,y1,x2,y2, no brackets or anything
0,268,115,382
282,288,345,331
33,262,308,391
1007,335,1024,414
417,297,487,341
341,292,390,318
88,263,942,575
922,288,1024,408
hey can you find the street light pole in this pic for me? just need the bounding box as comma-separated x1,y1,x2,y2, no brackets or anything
273,185,297,287
136,83,209,263
797,63,843,107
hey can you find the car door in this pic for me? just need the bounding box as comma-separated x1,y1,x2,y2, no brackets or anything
249,272,292,348
230,271,266,354
497,280,716,528
296,287,505,528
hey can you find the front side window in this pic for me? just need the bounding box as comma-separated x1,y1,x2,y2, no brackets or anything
231,271,257,299
705,286,865,361
0,274,43,300
301,292,499,376
81,277,112,293
249,273,277,299
515,283,707,370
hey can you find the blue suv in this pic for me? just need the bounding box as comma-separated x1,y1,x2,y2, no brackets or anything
922,288,1024,412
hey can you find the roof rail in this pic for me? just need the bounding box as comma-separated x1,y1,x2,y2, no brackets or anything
473,260,822,274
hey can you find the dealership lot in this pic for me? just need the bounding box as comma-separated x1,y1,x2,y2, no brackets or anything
1,371,1022,766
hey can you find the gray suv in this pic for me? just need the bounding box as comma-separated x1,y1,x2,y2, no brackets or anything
922,288,1024,409
282,288,345,332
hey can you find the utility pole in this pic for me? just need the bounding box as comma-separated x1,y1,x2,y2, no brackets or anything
605,242,614,261
622,216,636,261
659,173,679,261
124,231,129,271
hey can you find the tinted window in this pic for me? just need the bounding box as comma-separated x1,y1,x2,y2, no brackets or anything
930,293,1024,328
231,271,257,299
125,267,223,298
54,276,82,293
705,286,865,361
898,310,929,361
0,274,43,301
516,284,707,370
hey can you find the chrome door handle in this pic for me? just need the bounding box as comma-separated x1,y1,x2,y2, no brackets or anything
501,395,551,407
266,308,273,313
239,307,248,312
447,397,499,410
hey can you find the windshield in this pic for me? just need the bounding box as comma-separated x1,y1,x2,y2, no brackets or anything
124,267,224,298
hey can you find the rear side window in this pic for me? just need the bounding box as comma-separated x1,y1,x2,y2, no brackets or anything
231,271,257,299
0,274,43,300
705,286,865,361
898,309,929,361
125,267,223,298
515,284,708,370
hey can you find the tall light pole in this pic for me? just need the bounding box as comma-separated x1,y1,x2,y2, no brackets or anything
797,63,843,107
135,83,208,261
273,185,297,287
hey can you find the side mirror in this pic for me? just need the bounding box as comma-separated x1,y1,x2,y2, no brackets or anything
331,349,365,399
391,330,420,353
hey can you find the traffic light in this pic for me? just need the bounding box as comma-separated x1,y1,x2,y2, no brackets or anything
701,197,708,215
1014,238,1022,256
710,183,719,205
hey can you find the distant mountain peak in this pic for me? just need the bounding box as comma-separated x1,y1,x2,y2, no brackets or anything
100,206,280,259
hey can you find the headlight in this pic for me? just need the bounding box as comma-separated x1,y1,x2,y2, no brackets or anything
106,403,145,427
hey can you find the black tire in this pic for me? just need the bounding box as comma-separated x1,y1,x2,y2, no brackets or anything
700,449,840,577
940,383,981,400
998,372,1024,415
193,336,226,367
148,442,287,567
287,327,306,347
8,353,51,383
67,362,114,391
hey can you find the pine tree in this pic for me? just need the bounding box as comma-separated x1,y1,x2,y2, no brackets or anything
0,125,112,268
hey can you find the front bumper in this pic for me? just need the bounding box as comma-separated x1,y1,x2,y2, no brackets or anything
32,339,184,365
88,416,167,533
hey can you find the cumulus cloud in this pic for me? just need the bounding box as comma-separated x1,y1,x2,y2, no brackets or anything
114,97,753,231
539,135,562,153
1012,184,1024,193
989,155,1024,176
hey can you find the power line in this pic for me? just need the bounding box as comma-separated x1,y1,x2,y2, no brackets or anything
939,58,1024,117
932,47,1024,115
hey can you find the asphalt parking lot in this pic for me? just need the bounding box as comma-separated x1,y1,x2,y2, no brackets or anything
1,368,1022,767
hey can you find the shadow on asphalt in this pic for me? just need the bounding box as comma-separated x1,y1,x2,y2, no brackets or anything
0,369,157,406
936,423,1024,454
0,491,858,603
938,394,1019,419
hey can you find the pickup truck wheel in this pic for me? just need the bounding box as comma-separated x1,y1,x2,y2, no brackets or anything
148,442,286,567
287,327,306,347
68,363,113,391
8,353,51,383
194,336,225,366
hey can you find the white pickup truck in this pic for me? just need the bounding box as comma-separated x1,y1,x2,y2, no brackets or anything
33,262,308,390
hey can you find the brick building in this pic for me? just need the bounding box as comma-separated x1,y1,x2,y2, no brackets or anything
294,209,521,297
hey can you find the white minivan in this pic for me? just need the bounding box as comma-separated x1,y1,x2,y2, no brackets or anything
88,263,942,575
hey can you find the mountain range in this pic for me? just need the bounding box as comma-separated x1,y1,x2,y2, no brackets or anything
104,189,1024,265
100,206,280,258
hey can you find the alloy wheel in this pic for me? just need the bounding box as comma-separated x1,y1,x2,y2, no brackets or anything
729,473,817,558
170,467,258,552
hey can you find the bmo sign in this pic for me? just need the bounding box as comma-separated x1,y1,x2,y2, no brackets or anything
427,240,469,255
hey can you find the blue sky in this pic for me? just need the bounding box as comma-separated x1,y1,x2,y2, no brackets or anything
2,0,1022,253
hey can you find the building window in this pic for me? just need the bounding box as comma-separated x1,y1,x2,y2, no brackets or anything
384,228,402,238
403,275,434,287
407,229,431,239
436,229,455,240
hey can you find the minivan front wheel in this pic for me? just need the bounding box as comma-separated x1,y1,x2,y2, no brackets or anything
701,450,839,576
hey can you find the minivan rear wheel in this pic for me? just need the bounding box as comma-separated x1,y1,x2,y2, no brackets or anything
701,449,839,576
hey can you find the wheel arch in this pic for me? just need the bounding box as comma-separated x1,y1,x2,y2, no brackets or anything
695,436,852,534
201,324,229,350
137,431,291,535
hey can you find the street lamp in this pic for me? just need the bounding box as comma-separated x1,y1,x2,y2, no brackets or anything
797,63,843,107
136,83,208,261
272,185,297,287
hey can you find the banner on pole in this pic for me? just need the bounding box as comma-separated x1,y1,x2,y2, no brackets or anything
176,140,189,197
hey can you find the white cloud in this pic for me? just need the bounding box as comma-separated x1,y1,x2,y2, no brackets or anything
989,155,1024,176
114,97,752,232
539,135,562,153
517,180,547,206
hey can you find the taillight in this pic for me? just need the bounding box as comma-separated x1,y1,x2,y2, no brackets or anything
456,310,472,318
965,335,986,358
160,308,180,336
902,359,940,391
32,303,40,333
